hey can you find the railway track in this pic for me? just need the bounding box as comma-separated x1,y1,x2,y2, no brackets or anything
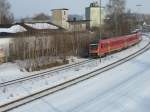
0,37,150,112
0,59,95,87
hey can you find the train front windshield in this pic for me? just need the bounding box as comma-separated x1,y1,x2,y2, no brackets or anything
90,44,98,50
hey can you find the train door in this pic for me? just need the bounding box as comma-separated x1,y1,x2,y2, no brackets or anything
99,42,109,56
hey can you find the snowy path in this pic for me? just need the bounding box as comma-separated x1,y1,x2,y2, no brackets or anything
0,36,149,106
9,37,150,112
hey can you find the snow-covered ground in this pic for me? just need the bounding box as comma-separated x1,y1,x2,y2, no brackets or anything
8,35,150,112
0,63,28,83
0,57,87,83
0,35,149,106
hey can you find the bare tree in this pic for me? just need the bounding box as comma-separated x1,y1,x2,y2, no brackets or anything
105,0,126,36
0,0,14,24
9,30,94,71
107,0,125,15
32,13,50,21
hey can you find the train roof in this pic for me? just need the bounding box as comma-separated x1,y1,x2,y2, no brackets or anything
99,33,137,43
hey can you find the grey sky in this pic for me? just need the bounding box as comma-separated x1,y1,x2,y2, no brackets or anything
9,0,150,18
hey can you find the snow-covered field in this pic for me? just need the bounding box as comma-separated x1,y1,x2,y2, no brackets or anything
0,35,149,106
8,35,150,112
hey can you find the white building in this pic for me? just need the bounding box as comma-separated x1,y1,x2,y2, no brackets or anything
85,1,105,29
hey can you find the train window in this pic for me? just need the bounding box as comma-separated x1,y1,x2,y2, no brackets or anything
90,44,98,49
64,11,66,15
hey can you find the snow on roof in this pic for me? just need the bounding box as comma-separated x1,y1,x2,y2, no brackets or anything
25,23,59,30
0,25,27,33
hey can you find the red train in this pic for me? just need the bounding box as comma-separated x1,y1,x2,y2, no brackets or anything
89,32,141,57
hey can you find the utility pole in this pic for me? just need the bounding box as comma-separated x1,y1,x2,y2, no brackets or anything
99,0,102,62
136,4,143,30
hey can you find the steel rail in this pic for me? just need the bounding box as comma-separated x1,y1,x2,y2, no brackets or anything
0,59,95,87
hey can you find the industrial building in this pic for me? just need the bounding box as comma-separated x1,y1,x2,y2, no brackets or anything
51,8,69,29
50,2,105,31
85,1,105,29
68,19,90,31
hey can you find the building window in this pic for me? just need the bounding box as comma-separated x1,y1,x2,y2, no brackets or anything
64,11,66,15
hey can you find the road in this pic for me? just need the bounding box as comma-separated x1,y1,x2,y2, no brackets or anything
9,46,150,112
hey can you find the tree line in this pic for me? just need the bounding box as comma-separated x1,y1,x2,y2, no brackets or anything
103,0,140,37
9,31,95,71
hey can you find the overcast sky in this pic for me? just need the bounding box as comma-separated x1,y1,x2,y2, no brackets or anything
9,0,150,18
